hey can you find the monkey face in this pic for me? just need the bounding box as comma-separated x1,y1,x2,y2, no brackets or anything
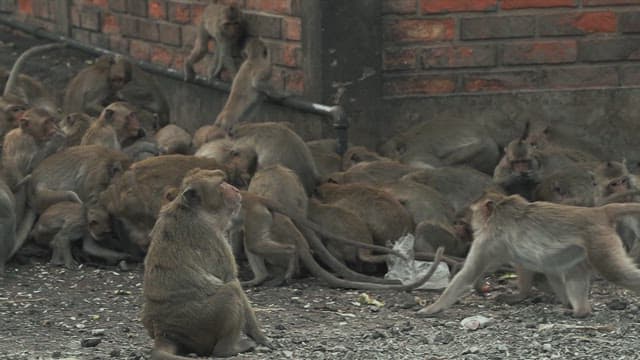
109,59,132,91
19,109,60,142
606,176,631,195
178,169,242,222
87,206,113,242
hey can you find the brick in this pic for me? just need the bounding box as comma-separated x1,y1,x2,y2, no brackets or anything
502,40,577,65
138,19,159,41
282,16,301,41
270,42,301,67
384,75,457,96
579,39,640,62
119,15,138,37
33,0,51,19
89,0,108,8
18,0,32,15
128,0,147,17
102,13,119,34
584,0,640,5
80,8,101,31
421,0,496,14
382,0,417,14
0,0,17,12
159,22,181,46
109,0,126,12
246,0,292,15
245,13,283,39
384,19,455,43
109,34,129,53
191,4,205,25
181,25,197,49
463,70,540,92
423,45,495,69
383,48,418,70
172,51,187,71
539,12,617,36
620,12,640,33
71,6,80,26
151,45,174,67
620,65,640,86
168,1,190,24
542,66,617,89
130,39,151,61
284,69,304,94
501,0,575,9
461,16,534,40
148,0,166,20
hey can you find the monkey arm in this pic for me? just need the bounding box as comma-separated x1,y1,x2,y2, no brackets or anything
596,190,640,205
252,78,290,102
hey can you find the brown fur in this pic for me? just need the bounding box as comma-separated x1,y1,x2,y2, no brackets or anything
0,177,17,275
419,192,640,318
0,94,28,141
142,168,268,359
342,145,389,170
214,39,278,134
328,160,420,186
154,124,192,154
184,4,245,82
192,124,226,149
81,101,141,150
59,112,95,147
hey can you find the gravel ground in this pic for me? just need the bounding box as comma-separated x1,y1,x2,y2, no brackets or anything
2,28,640,360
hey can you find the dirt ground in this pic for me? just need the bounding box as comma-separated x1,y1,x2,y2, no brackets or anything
2,29,640,360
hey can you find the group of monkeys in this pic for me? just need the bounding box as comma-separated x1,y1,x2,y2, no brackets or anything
2,2,640,359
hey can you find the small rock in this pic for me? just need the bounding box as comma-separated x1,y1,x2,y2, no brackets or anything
282,350,293,358
52,351,62,358
461,315,493,330
117,260,129,272
434,331,454,345
542,343,552,352
275,324,286,330
497,344,508,352
109,349,121,357
81,338,101,348
607,299,628,311
91,329,106,336
462,346,480,354
370,330,386,339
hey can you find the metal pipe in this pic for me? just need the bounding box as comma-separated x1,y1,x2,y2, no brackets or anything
0,15,350,154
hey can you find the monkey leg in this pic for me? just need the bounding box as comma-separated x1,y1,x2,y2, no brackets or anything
209,45,224,80
184,26,210,82
33,186,82,213
241,250,269,287
50,225,82,269
560,266,592,318
545,273,570,307
496,266,534,305
212,42,237,79
240,290,269,347
81,236,128,265
242,220,297,287
417,243,498,316
211,282,257,357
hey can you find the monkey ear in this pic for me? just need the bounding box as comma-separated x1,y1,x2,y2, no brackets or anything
484,200,495,212
164,186,179,202
104,109,115,123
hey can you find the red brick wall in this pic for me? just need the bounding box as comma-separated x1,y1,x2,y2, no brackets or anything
2,0,304,94
383,0,640,97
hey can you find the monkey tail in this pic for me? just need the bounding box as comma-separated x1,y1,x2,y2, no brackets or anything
9,207,36,258
588,234,640,293
602,203,640,221
4,43,67,97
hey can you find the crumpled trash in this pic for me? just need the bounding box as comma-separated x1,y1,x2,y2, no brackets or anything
358,293,384,307
384,234,450,290
460,315,493,330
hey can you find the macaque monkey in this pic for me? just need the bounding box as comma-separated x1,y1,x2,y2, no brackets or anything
327,160,421,186
0,177,17,275
184,3,245,82
192,124,226,149
0,95,27,143
2,43,64,115
2,108,65,181
214,39,281,134
419,192,640,318
378,118,500,174
154,124,192,155
64,55,132,116
342,145,391,170
306,139,343,179
59,112,95,147
142,168,269,358
493,122,541,200
533,166,596,206
30,201,129,268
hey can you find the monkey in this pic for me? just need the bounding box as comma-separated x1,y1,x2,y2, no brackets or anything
0,95,28,141
525,123,605,160
30,201,129,269
2,43,65,115
378,118,500,174
98,155,235,253
241,165,410,286
63,55,130,117
418,191,640,318
154,124,192,155
0,177,17,275
327,160,421,186
192,124,226,149
402,166,494,214
315,182,414,247
306,139,343,179
141,168,270,359
533,165,597,207
200,122,320,195
184,3,245,82
341,145,391,170
214,39,285,135
492,122,542,200
58,112,95,147
80,101,161,160
2,108,66,186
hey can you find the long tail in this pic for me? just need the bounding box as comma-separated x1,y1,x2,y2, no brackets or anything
4,43,66,96
9,207,36,258
602,202,640,221
588,232,640,293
